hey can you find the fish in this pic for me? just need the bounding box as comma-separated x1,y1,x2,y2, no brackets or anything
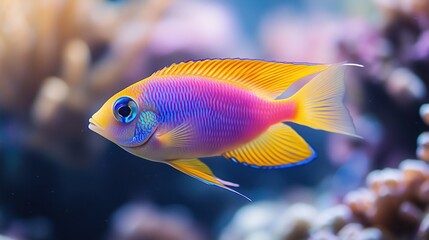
88,59,361,200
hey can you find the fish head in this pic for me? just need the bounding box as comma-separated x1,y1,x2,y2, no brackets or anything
89,86,158,148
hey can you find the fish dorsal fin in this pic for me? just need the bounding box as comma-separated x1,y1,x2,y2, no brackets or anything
169,159,251,201
223,123,316,169
151,59,330,99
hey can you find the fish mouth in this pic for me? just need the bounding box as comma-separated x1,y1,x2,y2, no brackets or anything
88,117,156,149
88,118,118,144
88,118,104,135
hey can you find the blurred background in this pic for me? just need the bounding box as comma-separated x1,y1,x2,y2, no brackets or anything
0,0,428,239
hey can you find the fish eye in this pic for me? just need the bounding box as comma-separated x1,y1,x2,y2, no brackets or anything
113,97,138,123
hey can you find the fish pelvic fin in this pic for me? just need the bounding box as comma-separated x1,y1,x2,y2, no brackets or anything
168,159,251,201
151,59,330,99
285,64,360,138
223,123,316,169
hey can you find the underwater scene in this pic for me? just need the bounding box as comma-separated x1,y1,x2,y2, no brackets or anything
1,0,429,239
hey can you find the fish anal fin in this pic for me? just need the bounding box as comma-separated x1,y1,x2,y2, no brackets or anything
151,59,330,99
224,123,316,169
168,159,250,201
157,121,194,148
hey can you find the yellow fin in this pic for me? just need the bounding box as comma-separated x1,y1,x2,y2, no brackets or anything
287,64,359,137
223,123,316,169
169,159,250,201
157,121,194,148
151,59,330,99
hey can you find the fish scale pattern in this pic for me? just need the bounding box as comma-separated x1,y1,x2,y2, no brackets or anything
140,76,276,155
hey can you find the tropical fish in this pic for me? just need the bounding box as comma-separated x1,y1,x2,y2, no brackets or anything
88,59,360,200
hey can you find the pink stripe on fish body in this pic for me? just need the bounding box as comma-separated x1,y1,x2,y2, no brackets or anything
139,76,297,159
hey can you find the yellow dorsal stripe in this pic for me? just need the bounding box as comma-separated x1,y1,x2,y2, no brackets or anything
151,59,330,99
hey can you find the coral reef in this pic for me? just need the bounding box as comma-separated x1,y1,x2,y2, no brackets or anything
220,105,429,240
0,0,172,165
339,0,429,105
221,1,429,238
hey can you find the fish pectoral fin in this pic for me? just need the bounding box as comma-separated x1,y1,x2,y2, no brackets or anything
168,159,250,201
157,121,194,148
223,123,316,169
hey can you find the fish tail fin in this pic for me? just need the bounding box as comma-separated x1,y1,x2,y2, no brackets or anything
284,64,361,138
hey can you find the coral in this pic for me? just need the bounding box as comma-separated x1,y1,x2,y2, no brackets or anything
107,202,205,240
420,104,429,126
0,0,172,164
340,0,429,104
417,132,429,161
221,102,429,240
